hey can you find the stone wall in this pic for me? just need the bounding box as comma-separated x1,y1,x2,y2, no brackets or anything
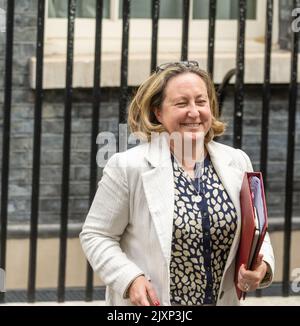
0,0,299,235
219,85,300,219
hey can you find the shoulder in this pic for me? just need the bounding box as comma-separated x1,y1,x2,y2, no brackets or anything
208,140,253,172
99,142,149,186
104,141,150,170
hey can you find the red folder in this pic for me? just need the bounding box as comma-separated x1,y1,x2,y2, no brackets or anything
235,172,268,300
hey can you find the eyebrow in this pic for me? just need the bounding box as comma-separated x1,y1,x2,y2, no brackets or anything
196,95,207,99
172,94,208,102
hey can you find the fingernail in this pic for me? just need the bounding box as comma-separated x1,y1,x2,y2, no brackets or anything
154,301,160,306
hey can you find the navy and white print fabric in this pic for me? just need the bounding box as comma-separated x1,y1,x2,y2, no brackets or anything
169,154,238,305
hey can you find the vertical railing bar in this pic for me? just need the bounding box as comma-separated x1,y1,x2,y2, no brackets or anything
0,0,15,304
150,0,160,73
207,0,217,78
57,0,76,302
256,0,273,299
27,0,45,303
282,0,299,297
181,0,190,61
233,0,247,149
119,0,130,127
260,0,273,185
85,0,104,302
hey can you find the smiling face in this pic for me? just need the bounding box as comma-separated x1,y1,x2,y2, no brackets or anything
154,72,212,143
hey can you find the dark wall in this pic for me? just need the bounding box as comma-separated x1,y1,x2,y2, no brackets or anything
0,0,299,233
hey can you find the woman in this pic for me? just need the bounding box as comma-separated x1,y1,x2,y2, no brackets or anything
80,61,275,306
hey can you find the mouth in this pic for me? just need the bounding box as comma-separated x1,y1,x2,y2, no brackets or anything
180,123,201,127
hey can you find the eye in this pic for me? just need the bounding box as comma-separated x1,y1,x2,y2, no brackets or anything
196,100,206,105
175,102,187,107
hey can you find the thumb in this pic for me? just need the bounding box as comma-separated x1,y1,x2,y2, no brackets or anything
253,253,264,270
146,282,160,306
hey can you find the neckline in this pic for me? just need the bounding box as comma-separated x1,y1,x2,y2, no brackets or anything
171,153,210,183
170,152,209,167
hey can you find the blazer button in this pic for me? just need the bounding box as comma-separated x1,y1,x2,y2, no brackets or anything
219,290,224,300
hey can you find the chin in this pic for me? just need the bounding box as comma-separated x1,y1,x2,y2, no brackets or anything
183,130,205,138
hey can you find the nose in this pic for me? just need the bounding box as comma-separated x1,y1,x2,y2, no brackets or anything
187,103,199,118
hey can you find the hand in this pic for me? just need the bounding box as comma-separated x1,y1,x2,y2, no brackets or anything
237,253,267,292
128,275,160,306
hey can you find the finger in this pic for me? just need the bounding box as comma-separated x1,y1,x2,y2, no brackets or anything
237,280,251,291
237,273,250,287
134,291,151,306
239,264,252,280
238,273,246,286
239,263,262,281
129,277,151,306
238,271,258,285
139,298,151,306
237,282,248,292
146,283,160,306
239,270,260,283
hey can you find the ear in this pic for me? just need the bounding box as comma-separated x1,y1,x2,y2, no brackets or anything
153,107,162,123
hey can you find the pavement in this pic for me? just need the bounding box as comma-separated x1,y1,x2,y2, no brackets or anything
241,296,300,306
3,296,300,306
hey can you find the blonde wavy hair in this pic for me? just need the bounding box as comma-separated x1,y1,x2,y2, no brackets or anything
128,63,226,143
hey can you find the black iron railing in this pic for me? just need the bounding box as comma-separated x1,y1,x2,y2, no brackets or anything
0,0,14,304
28,0,45,303
86,0,104,303
283,0,300,298
0,0,299,303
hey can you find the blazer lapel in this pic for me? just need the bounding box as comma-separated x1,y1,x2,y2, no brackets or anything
206,141,244,274
141,139,245,271
142,136,175,263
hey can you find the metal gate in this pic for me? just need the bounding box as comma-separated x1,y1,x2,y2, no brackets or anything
0,0,299,303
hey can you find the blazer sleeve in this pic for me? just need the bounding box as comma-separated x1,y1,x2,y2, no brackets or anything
237,149,275,288
79,153,144,298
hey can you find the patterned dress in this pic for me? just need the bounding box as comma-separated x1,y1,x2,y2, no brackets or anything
169,154,238,305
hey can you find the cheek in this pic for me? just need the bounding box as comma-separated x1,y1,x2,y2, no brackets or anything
204,106,212,122
167,111,184,124
159,110,180,130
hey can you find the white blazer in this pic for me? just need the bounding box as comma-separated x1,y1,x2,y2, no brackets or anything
80,138,275,306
